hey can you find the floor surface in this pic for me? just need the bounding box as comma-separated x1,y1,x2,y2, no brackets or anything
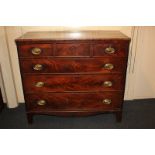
0,99,155,129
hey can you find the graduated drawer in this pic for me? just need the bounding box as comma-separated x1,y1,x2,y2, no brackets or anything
55,43,90,57
19,58,127,74
25,92,123,111
23,74,124,93
17,44,53,57
93,40,129,57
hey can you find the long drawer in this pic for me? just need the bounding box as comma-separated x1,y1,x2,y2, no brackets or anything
19,57,127,74
22,74,124,93
25,92,123,111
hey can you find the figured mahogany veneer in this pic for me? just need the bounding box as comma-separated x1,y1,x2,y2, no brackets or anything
18,44,53,57
93,40,129,57
19,58,127,74
55,43,90,57
23,74,124,92
15,31,130,124
25,92,123,111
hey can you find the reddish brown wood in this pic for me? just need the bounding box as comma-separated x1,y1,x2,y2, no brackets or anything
15,31,130,124
93,40,129,57
22,74,124,93
55,43,90,57
15,31,130,43
19,57,127,74
25,92,123,111
18,44,53,57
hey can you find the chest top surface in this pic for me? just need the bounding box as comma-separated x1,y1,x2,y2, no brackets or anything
16,30,130,43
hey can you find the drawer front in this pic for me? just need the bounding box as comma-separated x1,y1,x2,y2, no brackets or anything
55,43,90,57
25,92,123,111
19,58,127,73
23,74,124,93
93,40,129,57
18,44,53,57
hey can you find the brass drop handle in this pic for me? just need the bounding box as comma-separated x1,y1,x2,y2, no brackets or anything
105,46,115,54
37,100,46,106
35,82,44,87
33,64,43,71
102,99,111,104
103,63,114,70
31,47,42,55
103,81,113,87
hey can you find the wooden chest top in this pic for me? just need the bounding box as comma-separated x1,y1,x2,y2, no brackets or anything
16,31,130,43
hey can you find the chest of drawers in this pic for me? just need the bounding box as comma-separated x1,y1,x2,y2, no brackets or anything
16,31,130,124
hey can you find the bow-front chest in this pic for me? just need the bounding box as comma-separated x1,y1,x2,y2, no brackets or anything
16,31,130,123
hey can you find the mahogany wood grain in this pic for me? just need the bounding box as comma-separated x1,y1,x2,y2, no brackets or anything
17,40,129,58
22,74,124,93
19,57,127,74
25,92,123,111
15,31,130,42
55,43,90,57
18,44,53,57
15,30,130,124
93,40,129,57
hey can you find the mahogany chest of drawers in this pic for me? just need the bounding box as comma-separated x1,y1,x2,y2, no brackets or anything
15,31,130,124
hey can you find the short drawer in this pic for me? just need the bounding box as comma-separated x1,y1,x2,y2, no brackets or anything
93,40,129,57
55,43,90,57
23,74,124,93
25,92,123,111
19,58,127,74
17,44,53,57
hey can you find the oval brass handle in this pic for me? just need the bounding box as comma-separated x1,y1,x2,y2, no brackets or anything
103,81,113,87
102,99,111,104
33,64,43,71
37,100,46,106
31,47,42,55
105,46,115,54
35,82,44,87
103,63,114,70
